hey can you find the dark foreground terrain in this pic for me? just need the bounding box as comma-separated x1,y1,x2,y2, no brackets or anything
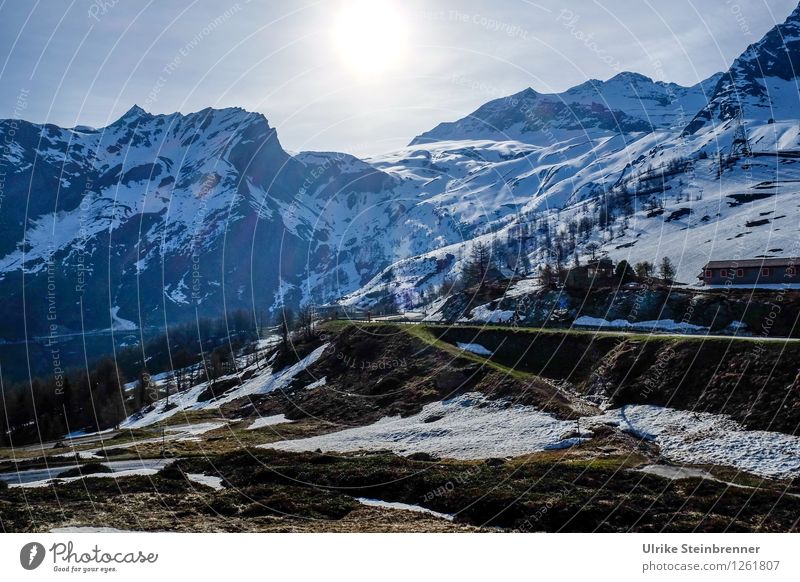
2,442,799,533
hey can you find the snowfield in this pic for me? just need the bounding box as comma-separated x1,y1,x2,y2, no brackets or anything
266,393,800,479
590,405,800,479
267,393,587,459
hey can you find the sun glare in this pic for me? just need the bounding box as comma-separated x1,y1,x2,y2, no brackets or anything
332,0,408,76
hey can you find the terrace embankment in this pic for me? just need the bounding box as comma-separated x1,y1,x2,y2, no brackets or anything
431,326,800,433
441,284,800,337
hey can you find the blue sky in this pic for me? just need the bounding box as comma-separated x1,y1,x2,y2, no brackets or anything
0,0,797,156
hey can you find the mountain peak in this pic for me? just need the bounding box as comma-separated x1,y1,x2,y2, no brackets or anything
121,104,147,119
514,87,539,99
410,67,726,144
789,1,800,22
607,71,654,84
684,2,800,133
109,104,151,126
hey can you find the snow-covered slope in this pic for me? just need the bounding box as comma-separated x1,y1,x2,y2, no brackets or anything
564,72,723,131
121,343,329,429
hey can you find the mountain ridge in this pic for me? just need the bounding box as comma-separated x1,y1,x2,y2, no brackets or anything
2,2,800,335
411,71,723,146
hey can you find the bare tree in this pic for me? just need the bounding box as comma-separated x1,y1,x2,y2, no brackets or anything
278,307,294,348
585,242,600,261
462,242,494,288
297,306,316,340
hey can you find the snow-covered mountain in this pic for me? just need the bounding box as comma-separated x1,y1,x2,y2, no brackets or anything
0,105,444,335
347,3,800,309
2,2,800,334
0,104,521,335
412,72,722,146
686,4,800,134
0,106,301,335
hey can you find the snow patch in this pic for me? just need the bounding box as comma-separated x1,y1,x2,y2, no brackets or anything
357,498,455,521
591,405,800,479
164,422,227,438
186,473,225,491
51,450,102,460
267,393,587,459
461,304,515,324
110,306,137,331
504,278,542,297
456,343,493,356
637,465,715,481
8,459,174,488
50,526,130,533
573,316,708,333
247,414,293,430
305,377,327,390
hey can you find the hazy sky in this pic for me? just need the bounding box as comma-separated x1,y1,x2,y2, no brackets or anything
0,0,797,156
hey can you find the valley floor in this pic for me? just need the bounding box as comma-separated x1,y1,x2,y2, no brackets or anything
2,323,799,533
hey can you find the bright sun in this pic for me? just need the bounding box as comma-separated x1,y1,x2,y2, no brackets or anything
332,0,408,76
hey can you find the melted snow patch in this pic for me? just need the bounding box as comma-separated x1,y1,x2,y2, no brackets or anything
592,405,800,479
573,316,708,333
247,414,293,430
110,306,137,331
357,498,454,521
457,343,492,356
267,393,586,459
186,473,225,491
